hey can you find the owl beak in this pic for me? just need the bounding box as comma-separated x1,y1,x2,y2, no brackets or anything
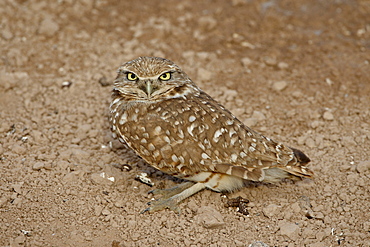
145,80,153,97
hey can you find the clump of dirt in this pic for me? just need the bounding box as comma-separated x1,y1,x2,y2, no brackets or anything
1,0,369,246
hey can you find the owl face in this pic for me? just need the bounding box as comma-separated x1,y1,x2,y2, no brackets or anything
113,57,197,102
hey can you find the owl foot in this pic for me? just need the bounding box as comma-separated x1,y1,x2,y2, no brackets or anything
148,182,194,199
141,182,207,214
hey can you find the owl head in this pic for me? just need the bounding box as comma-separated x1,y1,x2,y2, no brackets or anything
113,57,198,102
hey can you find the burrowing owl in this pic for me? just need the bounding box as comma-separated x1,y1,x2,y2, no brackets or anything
110,56,313,213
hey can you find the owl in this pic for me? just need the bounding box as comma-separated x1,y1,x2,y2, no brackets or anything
110,56,313,213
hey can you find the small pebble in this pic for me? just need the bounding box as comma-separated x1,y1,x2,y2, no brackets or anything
12,234,26,245
263,56,277,66
323,111,334,120
38,18,60,36
251,111,266,121
277,62,289,70
94,205,103,216
272,81,288,91
249,241,269,247
356,160,370,174
101,208,111,216
262,204,281,218
241,57,253,67
12,144,27,155
305,138,316,148
32,162,45,170
196,206,225,229
114,199,125,208
61,81,72,88
0,196,9,207
12,183,23,194
1,29,13,40
279,222,300,239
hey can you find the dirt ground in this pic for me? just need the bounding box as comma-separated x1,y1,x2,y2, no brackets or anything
1,0,369,246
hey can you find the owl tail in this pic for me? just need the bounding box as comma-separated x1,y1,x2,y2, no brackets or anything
263,148,313,183
291,147,311,165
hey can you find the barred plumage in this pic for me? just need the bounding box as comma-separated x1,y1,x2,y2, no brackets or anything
110,56,313,213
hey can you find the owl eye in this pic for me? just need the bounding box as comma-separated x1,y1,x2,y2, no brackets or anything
159,72,171,81
127,73,138,81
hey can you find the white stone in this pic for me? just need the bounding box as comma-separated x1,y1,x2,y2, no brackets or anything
272,81,288,91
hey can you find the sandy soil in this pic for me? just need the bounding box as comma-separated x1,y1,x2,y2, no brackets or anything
1,0,369,246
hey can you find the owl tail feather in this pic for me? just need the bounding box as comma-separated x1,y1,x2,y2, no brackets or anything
263,148,313,183
291,147,311,165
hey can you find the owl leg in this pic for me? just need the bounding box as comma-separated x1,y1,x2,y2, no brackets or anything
141,182,206,214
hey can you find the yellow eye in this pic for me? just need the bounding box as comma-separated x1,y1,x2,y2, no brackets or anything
159,72,171,81
127,73,138,81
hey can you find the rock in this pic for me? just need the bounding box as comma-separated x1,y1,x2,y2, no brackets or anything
57,160,71,170
84,231,93,241
263,56,277,66
94,205,103,216
279,222,300,239
224,89,238,101
249,241,269,247
241,41,256,49
12,144,27,155
12,183,23,194
62,171,80,183
308,242,326,247
346,173,358,183
114,199,125,208
241,57,253,67
244,118,258,127
323,111,334,121
325,78,333,85
272,81,288,91
313,211,325,220
71,149,90,162
311,120,321,128
363,221,370,231
297,136,307,145
198,16,217,31
38,18,59,37
1,29,13,40
301,227,314,238
290,202,301,213
305,138,316,148
12,197,22,205
11,234,26,246
356,160,370,174
195,206,225,229
277,62,289,70
101,208,111,216
32,162,45,170
0,196,9,207
262,204,281,218
91,172,115,185
251,111,266,121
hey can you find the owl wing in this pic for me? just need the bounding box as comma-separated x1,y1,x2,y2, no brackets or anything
157,90,312,182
